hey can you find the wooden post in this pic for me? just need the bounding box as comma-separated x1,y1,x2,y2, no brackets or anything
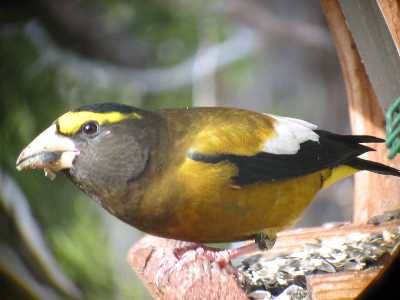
377,0,400,53
321,0,400,224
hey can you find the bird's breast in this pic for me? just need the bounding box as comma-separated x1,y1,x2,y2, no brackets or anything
124,158,326,243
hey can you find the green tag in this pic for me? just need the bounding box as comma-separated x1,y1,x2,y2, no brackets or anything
386,97,400,159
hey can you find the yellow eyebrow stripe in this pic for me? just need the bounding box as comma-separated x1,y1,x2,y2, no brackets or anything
57,111,142,135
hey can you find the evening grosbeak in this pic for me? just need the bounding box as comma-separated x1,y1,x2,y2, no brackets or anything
16,103,400,257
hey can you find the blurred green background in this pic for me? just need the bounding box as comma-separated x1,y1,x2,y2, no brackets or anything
0,1,353,299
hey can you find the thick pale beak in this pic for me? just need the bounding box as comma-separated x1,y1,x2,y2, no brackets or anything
16,124,79,179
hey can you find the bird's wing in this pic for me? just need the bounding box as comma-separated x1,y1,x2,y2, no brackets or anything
188,114,380,186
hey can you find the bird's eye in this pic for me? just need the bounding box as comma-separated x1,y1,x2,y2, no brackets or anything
81,121,99,136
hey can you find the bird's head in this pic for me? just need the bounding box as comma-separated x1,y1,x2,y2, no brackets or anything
16,103,161,202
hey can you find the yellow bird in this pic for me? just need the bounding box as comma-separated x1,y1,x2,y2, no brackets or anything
16,103,400,256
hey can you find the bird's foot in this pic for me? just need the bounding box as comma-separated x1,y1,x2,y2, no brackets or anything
155,243,246,289
154,234,277,288
173,244,235,269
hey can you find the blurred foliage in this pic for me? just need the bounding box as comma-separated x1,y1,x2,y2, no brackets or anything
48,199,115,299
92,0,201,66
0,30,117,300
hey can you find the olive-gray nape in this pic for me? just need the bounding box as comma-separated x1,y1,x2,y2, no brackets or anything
73,103,142,114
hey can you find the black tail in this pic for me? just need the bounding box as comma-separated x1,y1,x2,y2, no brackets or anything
315,130,400,177
347,158,400,177
315,130,385,145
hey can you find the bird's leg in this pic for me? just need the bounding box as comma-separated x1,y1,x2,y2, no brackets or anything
174,233,276,269
254,232,276,250
155,234,276,288
207,232,276,266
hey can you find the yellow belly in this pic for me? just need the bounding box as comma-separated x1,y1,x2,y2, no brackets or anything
142,160,327,242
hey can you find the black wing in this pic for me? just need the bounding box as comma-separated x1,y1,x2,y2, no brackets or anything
188,130,383,186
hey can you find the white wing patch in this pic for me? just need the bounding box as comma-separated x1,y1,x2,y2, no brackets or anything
263,114,319,154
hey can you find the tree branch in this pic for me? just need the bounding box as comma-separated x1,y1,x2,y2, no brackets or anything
24,22,260,94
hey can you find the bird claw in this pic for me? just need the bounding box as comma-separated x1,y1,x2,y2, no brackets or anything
174,244,237,269
154,244,236,290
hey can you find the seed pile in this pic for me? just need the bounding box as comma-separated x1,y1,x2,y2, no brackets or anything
238,228,400,300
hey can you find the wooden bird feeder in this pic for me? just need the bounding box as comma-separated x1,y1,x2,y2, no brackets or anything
128,1,400,299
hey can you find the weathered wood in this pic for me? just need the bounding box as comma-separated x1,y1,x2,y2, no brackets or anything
339,0,400,108
127,235,248,300
321,0,400,224
357,243,400,299
378,0,400,53
307,271,378,300
128,221,400,299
